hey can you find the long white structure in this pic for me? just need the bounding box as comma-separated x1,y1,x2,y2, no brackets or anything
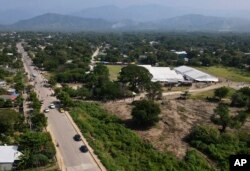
140,65,184,83
174,65,219,82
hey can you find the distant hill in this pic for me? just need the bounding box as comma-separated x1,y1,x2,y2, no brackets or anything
3,13,112,32
72,5,185,22
0,10,41,25
1,13,250,32
153,14,250,32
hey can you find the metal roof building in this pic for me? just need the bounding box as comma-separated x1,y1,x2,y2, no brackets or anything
174,66,219,82
140,65,184,83
0,146,22,170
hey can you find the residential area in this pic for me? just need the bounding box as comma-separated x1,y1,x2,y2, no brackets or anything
1,31,249,171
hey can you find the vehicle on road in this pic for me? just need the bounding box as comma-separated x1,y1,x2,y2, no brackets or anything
59,108,65,113
79,145,88,153
32,73,37,77
49,103,56,109
74,134,82,141
44,108,50,113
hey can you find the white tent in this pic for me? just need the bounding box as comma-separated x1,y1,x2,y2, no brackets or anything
140,65,184,83
174,66,219,82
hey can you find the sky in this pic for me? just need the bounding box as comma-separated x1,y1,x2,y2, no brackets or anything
0,0,250,24
1,0,250,12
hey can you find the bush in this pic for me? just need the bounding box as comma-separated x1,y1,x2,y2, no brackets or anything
188,125,220,145
214,87,229,100
31,154,49,167
131,100,161,127
188,125,250,170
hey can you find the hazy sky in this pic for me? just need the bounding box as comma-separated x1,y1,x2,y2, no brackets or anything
1,0,250,12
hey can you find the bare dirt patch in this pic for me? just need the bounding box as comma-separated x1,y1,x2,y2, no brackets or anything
103,99,249,158
103,99,216,158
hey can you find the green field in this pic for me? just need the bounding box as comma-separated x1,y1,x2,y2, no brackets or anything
106,65,123,80
191,87,236,100
196,66,250,83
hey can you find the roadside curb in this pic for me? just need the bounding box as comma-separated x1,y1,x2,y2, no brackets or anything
46,126,66,171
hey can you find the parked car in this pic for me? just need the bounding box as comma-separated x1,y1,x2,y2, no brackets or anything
49,103,55,109
79,145,88,153
59,108,65,113
44,108,49,113
74,134,81,141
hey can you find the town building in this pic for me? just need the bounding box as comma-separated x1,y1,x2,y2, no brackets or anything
140,65,184,83
174,65,219,82
0,146,22,171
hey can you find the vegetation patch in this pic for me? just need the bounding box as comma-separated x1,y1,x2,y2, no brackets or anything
106,65,123,81
188,125,250,170
70,102,214,171
191,87,235,100
196,66,250,83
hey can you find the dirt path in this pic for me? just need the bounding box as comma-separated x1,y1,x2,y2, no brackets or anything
89,47,99,71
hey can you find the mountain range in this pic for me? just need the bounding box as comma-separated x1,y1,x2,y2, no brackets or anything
0,13,250,32
71,5,188,22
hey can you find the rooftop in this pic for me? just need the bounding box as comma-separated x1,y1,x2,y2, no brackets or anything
140,65,184,83
174,65,218,82
0,146,22,163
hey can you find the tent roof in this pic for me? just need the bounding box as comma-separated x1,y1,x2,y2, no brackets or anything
174,66,218,82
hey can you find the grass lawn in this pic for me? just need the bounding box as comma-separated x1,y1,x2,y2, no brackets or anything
191,87,236,100
196,66,250,83
106,65,123,80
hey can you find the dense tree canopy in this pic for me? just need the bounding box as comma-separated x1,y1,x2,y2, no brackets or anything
0,109,19,135
131,100,161,127
119,65,152,93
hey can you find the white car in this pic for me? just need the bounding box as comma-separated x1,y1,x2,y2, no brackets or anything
49,104,56,109
44,108,50,113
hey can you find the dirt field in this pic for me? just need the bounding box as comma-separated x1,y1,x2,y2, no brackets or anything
103,99,217,158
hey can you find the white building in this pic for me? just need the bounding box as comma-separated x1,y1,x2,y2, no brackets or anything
6,53,13,56
174,51,187,56
0,146,22,171
0,80,6,87
140,65,184,83
174,66,219,82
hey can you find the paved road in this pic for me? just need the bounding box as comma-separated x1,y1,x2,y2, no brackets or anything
89,48,99,71
17,42,102,171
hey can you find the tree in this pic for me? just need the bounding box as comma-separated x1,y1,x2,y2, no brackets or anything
211,104,249,132
231,92,247,107
232,111,250,128
214,87,229,101
146,82,162,100
93,63,109,79
211,104,231,132
94,81,124,101
119,65,152,92
17,132,55,169
15,81,25,93
4,99,13,108
0,109,19,135
131,100,160,127
57,91,73,107
31,113,48,131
